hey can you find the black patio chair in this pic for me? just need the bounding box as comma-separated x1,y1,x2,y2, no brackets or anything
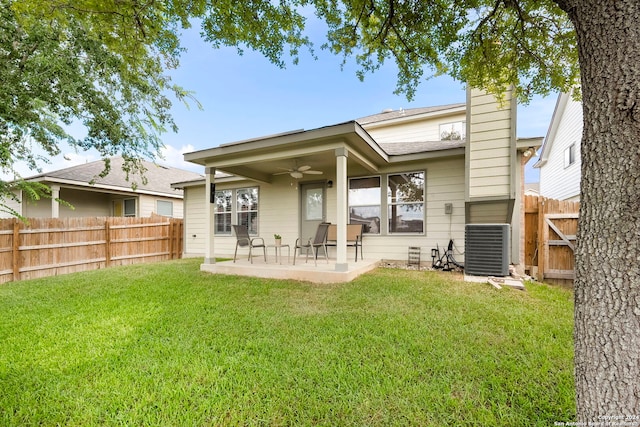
232,225,266,263
293,222,330,265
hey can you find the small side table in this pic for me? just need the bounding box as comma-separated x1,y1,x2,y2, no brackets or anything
267,244,290,264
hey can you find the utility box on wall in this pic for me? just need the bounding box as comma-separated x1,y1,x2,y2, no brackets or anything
465,224,510,276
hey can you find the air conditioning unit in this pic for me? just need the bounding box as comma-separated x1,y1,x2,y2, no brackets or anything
465,224,510,276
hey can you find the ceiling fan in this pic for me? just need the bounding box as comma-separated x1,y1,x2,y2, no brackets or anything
274,164,323,179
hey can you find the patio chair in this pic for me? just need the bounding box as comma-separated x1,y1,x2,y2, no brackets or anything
326,223,364,262
293,222,330,265
232,225,266,263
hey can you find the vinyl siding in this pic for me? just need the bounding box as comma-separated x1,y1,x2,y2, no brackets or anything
359,157,466,263
0,191,23,218
138,195,156,217
467,88,513,199
137,195,185,218
24,188,111,218
184,158,467,263
539,96,582,200
183,186,206,257
183,178,301,258
2,187,185,219
363,113,466,143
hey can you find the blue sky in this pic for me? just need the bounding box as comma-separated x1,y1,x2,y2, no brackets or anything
19,21,556,183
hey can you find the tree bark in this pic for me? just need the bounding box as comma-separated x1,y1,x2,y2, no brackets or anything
555,0,640,421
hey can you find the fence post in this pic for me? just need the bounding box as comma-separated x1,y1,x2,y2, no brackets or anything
168,220,175,259
12,219,20,282
537,197,545,281
105,220,111,268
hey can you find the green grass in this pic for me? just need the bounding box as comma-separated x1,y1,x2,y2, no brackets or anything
0,258,575,426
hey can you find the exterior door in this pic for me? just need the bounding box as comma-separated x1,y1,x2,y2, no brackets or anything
300,182,326,241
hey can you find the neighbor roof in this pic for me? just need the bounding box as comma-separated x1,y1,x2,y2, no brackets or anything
25,157,203,197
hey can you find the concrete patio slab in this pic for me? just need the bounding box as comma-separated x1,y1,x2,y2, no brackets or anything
200,257,380,284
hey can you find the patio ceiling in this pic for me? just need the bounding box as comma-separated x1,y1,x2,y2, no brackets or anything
184,122,389,183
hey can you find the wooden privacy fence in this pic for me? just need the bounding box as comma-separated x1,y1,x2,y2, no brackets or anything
0,216,183,284
524,195,580,285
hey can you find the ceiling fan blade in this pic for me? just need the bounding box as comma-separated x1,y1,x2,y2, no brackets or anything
297,165,312,172
273,171,291,175
303,170,323,175
290,171,304,179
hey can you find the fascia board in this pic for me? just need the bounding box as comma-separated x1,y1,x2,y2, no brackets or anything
31,176,184,199
534,92,570,168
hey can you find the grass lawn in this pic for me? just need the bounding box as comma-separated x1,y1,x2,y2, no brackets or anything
0,258,575,426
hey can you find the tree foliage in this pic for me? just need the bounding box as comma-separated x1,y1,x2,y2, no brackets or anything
1,0,579,213
313,0,580,101
1,0,192,214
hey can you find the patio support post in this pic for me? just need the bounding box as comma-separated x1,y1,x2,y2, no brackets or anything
204,167,216,265
50,185,60,218
335,147,348,271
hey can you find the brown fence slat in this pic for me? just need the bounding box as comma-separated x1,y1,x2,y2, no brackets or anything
0,216,183,285
524,195,580,285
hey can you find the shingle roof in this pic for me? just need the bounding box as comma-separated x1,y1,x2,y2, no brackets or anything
379,140,465,155
355,104,466,125
27,157,203,196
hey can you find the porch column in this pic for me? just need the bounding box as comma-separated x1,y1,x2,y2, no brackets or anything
204,167,216,265
335,148,348,271
50,185,60,218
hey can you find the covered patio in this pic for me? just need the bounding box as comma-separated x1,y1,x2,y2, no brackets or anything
184,121,394,277
201,256,380,284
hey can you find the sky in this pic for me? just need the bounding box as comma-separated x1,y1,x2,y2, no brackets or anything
13,20,557,183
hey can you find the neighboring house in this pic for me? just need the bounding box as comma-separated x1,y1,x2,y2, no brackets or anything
525,182,540,196
2,157,203,219
175,88,541,272
534,92,583,201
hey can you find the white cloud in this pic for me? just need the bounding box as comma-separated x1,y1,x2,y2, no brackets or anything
157,144,203,173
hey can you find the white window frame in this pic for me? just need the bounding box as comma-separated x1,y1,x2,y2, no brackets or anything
348,171,426,235
156,200,173,217
348,176,382,234
564,143,576,168
214,189,233,235
214,187,259,235
387,171,426,234
123,198,137,217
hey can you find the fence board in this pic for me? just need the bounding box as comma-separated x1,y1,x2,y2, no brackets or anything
524,195,580,285
0,216,183,284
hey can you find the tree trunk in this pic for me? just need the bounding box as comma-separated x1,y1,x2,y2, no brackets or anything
555,0,640,421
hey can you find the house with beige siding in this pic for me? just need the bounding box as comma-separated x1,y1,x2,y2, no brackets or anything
534,91,582,201
2,157,203,219
175,88,541,280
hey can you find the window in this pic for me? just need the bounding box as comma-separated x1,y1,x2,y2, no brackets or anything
237,188,259,234
214,189,232,234
156,200,173,217
123,198,136,217
388,172,425,233
214,187,259,235
440,122,466,140
348,176,381,234
564,143,576,168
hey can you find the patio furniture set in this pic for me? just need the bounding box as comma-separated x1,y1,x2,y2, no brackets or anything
232,223,364,265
